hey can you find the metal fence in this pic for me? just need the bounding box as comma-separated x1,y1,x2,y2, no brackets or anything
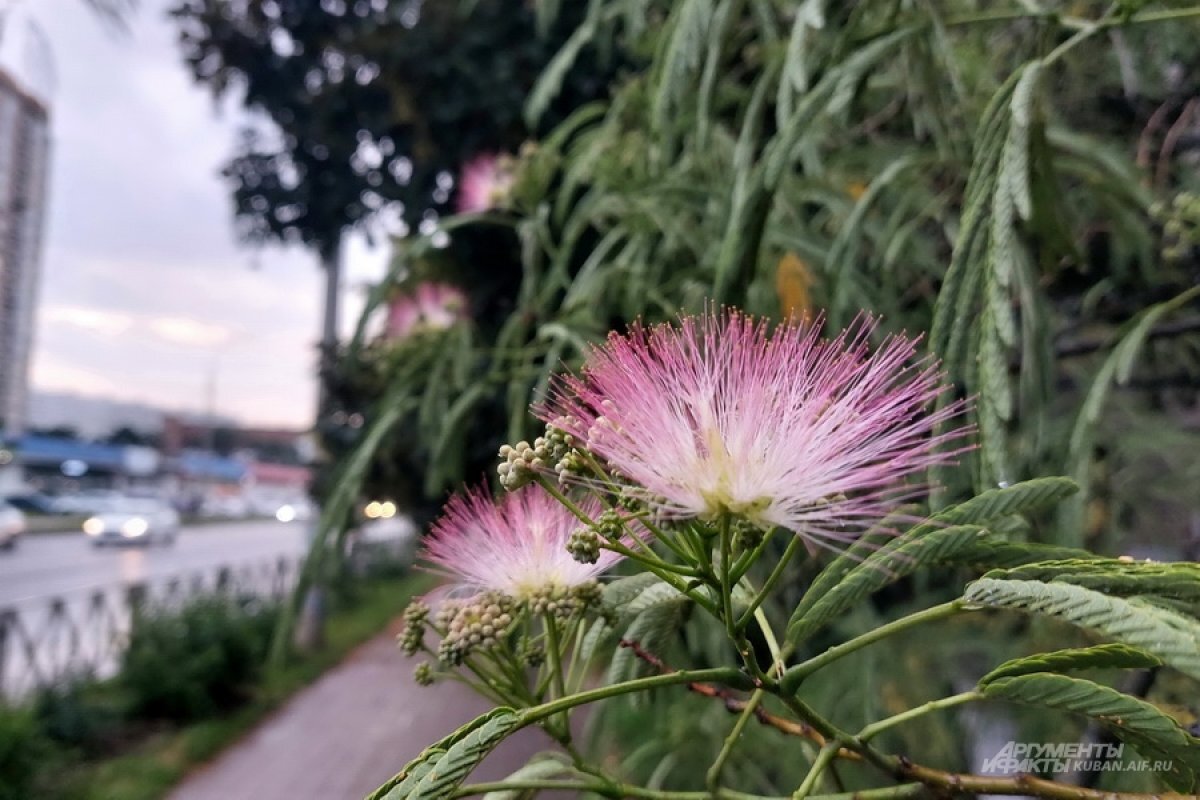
0,556,300,701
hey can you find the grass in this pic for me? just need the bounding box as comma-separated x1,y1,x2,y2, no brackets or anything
43,571,432,800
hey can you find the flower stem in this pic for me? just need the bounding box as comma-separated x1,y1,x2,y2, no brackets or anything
535,475,596,527
599,538,720,615
542,612,571,739
729,525,779,583
720,515,737,638
792,743,840,799
706,688,764,793
780,601,966,694
521,666,752,725
857,691,980,741
450,779,927,799
735,534,803,632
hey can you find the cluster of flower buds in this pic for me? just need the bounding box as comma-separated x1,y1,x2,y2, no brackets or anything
1154,191,1200,263
539,420,588,484
398,599,430,656
567,508,630,564
528,580,602,622
566,526,602,564
497,441,538,491
733,518,765,550
595,508,626,539
437,592,516,666
518,640,545,668
498,420,587,491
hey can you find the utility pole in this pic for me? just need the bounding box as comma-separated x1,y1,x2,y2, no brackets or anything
293,234,342,652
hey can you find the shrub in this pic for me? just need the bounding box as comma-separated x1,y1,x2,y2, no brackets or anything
33,677,123,756
0,704,50,800
120,596,277,722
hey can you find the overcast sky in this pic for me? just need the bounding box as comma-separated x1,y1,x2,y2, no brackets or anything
9,0,387,429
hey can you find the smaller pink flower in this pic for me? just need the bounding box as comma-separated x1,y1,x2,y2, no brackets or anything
456,153,515,214
385,282,467,341
420,484,623,600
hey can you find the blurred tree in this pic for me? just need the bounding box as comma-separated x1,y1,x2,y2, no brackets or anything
210,426,237,457
171,0,611,244
172,0,624,656
102,426,158,448
170,0,619,497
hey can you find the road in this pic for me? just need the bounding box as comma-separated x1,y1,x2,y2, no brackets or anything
0,519,309,612
0,519,311,697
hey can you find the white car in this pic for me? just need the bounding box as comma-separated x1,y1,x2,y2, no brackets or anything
0,502,27,549
55,490,127,515
199,494,250,519
84,500,180,546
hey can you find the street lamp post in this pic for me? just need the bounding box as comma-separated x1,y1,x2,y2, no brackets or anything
293,235,342,652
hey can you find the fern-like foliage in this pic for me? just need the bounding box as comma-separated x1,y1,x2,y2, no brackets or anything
964,578,1200,680
982,673,1200,791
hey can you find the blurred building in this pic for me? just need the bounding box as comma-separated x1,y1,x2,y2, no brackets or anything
0,10,52,437
161,415,312,464
15,433,160,493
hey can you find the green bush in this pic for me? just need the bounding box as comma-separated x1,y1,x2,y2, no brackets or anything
120,596,278,723
33,677,123,756
0,704,50,800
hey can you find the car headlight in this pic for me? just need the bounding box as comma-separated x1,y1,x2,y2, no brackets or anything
83,517,104,536
121,518,149,537
275,504,296,523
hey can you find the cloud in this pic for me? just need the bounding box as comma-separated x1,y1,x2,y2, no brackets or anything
147,316,233,348
21,0,389,429
41,305,134,336
31,355,125,397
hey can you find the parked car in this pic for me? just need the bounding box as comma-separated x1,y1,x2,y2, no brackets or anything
3,492,70,515
55,490,128,515
83,499,180,546
0,502,27,549
273,497,315,523
346,514,417,574
199,494,250,519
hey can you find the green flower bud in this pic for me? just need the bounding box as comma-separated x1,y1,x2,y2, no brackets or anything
413,661,435,686
566,527,602,564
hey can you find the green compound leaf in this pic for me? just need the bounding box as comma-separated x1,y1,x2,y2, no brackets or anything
964,579,1200,680
580,574,689,665
1059,285,1200,545
978,643,1162,687
787,524,987,644
788,478,1078,637
368,708,523,800
607,588,690,686
787,478,1080,644
983,558,1200,603
933,477,1078,527
942,540,1098,571
983,672,1200,791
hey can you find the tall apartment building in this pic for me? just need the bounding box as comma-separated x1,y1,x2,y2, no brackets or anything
0,15,50,436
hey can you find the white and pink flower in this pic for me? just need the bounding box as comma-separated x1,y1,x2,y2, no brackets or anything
385,282,467,341
456,153,515,214
420,484,623,600
537,311,971,554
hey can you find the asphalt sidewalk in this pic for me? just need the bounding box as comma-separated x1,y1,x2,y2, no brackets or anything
168,620,553,800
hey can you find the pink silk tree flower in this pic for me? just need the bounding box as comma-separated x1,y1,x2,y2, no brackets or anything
385,282,467,341
537,311,971,554
456,153,514,214
420,484,624,601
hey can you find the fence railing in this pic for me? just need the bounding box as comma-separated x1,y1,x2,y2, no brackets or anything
0,556,300,701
